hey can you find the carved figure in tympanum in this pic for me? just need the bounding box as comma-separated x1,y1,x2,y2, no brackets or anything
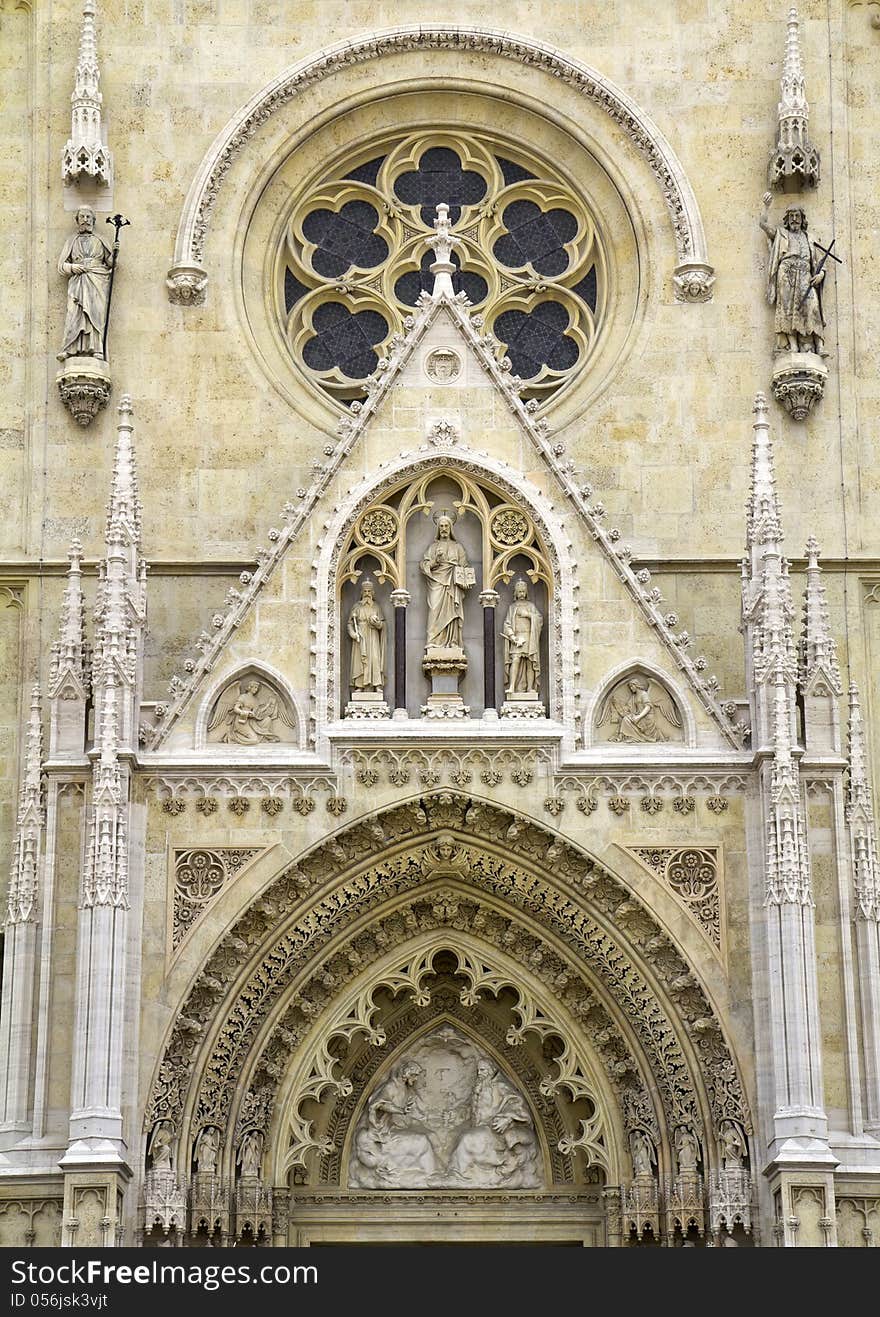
207,676,295,745
597,674,683,744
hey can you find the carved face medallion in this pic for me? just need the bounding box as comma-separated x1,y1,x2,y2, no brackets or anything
425,348,462,385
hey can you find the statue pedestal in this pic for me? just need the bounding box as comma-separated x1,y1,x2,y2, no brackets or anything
56,354,111,427
771,351,827,420
422,647,469,719
344,690,390,720
501,691,545,720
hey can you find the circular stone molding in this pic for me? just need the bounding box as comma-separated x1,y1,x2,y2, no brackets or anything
424,348,462,384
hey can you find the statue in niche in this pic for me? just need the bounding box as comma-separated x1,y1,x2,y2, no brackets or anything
760,193,826,356
349,1061,439,1188
194,1126,220,1174
446,1059,540,1188
674,1126,700,1175
501,578,543,696
57,206,114,361
597,675,683,744
347,579,386,694
720,1121,745,1170
348,1027,541,1190
207,676,294,745
630,1129,656,1178
237,1129,263,1179
420,511,475,656
148,1121,173,1171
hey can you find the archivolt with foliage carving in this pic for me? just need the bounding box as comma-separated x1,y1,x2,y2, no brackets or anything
145,794,750,1179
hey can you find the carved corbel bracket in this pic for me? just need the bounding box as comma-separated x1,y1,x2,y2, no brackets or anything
166,264,208,306
673,262,715,304
771,352,827,421
56,355,111,426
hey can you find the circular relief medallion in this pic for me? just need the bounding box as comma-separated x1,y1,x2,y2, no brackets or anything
490,507,530,546
424,347,463,385
359,508,398,546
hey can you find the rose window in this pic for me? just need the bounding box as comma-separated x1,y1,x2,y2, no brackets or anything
278,131,606,403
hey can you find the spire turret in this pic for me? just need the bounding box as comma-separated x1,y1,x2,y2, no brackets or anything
62,0,113,187
769,7,820,190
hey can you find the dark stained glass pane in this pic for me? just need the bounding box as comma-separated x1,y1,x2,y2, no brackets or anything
492,200,578,277
570,264,598,312
284,269,310,315
496,157,536,186
302,201,388,278
344,156,386,186
393,146,488,226
494,302,579,378
303,303,388,379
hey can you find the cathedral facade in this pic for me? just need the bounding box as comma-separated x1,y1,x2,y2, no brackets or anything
0,1,879,1248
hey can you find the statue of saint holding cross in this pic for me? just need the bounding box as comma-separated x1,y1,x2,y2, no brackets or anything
759,193,838,357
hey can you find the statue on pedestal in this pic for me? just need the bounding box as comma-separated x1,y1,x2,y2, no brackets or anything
420,511,474,719
347,580,386,694
237,1129,263,1179
501,579,542,697
760,194,826,356
421,512,474,657
58,206,113,362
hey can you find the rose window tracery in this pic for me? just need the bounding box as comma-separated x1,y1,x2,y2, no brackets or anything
278,131,606,402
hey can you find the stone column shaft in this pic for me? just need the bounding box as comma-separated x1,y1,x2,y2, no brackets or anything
479,589,499,714
0,921,38,1137
390,589,410,716
69,900,128,1141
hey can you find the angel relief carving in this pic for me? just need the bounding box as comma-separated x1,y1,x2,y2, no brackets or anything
595,673,684,745
206,674,296,746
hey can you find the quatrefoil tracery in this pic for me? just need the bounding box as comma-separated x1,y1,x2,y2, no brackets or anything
278,130,606,401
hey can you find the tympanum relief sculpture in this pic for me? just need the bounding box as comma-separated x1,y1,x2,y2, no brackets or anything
348,1027,541,1190
207,674,296,746
596,673,683,744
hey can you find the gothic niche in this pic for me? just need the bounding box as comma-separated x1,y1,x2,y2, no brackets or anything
347,1025,542,1190
206,669,297,746
338,470,552,720
594,671,684,745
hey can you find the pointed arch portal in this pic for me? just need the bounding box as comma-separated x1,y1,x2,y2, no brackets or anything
145,792,752,1245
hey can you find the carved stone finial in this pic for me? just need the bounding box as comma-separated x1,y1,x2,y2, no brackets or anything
799,535,841,696
846,682,880,921
107,394,142,546
62,0,113,188
746,393,783,556
769,8,820,190
426,203,461,300
49,537,89,705
7,686,44,925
